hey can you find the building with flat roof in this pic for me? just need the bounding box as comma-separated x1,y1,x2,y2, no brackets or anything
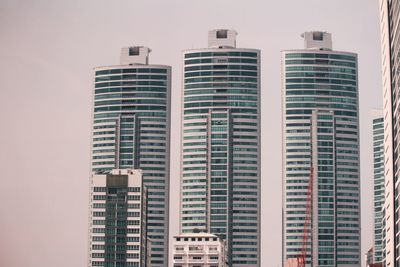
88,169,149,267
173,233,227,267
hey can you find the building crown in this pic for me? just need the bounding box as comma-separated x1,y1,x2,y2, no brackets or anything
120,46,151,65
208,29,237,48
301,31,332,51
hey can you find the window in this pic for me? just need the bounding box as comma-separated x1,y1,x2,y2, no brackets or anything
216,30,228,39
129,47,139,56
313,32,323,41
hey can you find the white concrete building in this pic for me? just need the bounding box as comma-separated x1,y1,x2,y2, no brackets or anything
378,1,400,266
173,233,227,267
181,29,261,266
91,46,171,266
88,169,149,267
282,31,360,266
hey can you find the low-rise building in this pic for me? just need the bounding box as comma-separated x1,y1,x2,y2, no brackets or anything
88,169,149,267
173,233,227,267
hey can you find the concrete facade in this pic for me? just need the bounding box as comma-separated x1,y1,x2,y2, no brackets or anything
88,169,149,267
173,233,228,267
378,0,400,265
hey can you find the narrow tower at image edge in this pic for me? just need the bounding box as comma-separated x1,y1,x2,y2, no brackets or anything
282,31,360,266
88,46,171,266
180,29,261,266
379,0,400,265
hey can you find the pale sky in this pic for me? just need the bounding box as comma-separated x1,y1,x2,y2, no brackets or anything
0,0,382,266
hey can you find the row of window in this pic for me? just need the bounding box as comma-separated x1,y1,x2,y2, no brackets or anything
285,59,356,68
185,95,257,102
185,70,257,78
95,68,167,76
185,51,258,59
96,81,167,88
285,53,356,61
185,76,257,83
185,58,258,65
185,64,257,71
94,105,166,112
95,87,167,94
286,72,356,80
95,74,167,82
286,66,356,74
185,82,258,90
95,92,166,100
286,78,356,86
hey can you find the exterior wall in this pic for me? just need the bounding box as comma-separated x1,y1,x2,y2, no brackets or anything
379,0,399,266
88,169,148,267
282,34,360,266
91,50,171,266
372,110,384,263
173,234,227,267
181,30,261,266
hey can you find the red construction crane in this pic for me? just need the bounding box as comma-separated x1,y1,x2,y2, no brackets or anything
286,166,314,267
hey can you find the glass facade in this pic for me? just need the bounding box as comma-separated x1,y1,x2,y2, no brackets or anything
282,49,360,266
372,114,384,263
91,65,171,266
181,48,260,266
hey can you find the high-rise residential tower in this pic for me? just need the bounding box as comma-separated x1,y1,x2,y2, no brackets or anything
88,169,150,267
282,31,360,266
90,46,171,266
379,0,400,265
181,29,261,266
371,110,384,264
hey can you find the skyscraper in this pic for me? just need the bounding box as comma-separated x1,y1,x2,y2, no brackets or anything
371,110,384,264
379,0,400,265
282,31,360,266
88,169,149,267
180,29,261,266
90,46,171,266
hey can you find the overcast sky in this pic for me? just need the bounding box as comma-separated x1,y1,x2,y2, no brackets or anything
0,0,382,266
